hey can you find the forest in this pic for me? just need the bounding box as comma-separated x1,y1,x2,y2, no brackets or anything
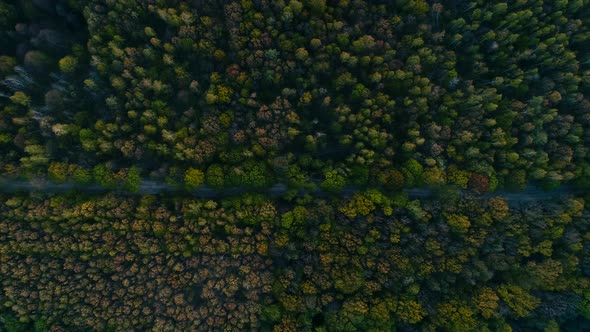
0,0,589,331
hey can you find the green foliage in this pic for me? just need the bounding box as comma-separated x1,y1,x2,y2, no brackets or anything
184,167,205,189
576,164,590,189
423,167,446,186
334,270,364,294
0,313,27,332
10,91,30,107
0,55,16,75
216,85,233,104
351,35,376,54
93,164,116,189
379,169,405,191
262,305,281,322
339,193,375,219
321,169,346,193
436,301,477,331
447,166,469,189
505,170,527,191
0,3,16,29
305,0,326,16
544,320,559,332
0,0,589,330
229,161,269,189
34,320,47,332
497,284,541,318
403,159,423,185
206,164,225,189
58,55,79,73
280,206,306,229
48,162,69,183
0,191,587,331
349,165,369,187
335,72,356,90
473,287,499,319
580,291,590,319
446,213,471,234
396,300,426,324
73,167,92,185
125,166,141,193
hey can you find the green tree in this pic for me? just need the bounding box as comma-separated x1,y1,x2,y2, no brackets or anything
0,55,15,75
473,287,499,319
445,213,471,234
403,159,423,185
397,0,429,16
339,193,376,219
350,165,369,186
505,170,527,191
58,55,78,74
93,164,117,189
262,305,281,322
10,91,30,106
73,167,92,185
0,313,28,332
206,164,225,189
436,300,477,331
379,169,405,190
497,284,540,318
0,3,16,30
352,35,376,54
184,167,205,189
396,300,426,324
34,320,47,332
334,270,364,294
321,169,346,193
48,162,68,183
305,0,326,16
423,167,446,186
124,166,141,193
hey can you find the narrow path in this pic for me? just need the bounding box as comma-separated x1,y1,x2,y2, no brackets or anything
0,178,583,202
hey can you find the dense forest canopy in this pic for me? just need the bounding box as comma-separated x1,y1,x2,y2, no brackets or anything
0,0,589,331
